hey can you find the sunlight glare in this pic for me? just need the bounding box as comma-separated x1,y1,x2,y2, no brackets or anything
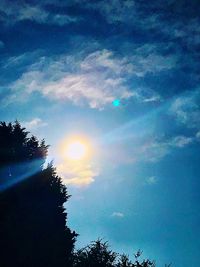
66,141,87,160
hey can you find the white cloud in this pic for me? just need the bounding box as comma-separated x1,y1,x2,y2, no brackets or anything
56,161,99,187
139,140,170,162
8,49,170,109
111,211,124,218
146,176,157,185
80,50,133,75
18,5,48,23
10,50,136,109
0,1,78,25
1,51,43,70
170,90,200,129
142,96,161,103
135,87,161,103
130,52,177,77
22,118,47,130
170,136,193,148
137,135,194,163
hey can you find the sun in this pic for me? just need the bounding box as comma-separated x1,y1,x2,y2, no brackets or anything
66,140,87,160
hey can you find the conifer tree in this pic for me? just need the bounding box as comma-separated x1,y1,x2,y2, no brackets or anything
0,121,77,267
73,240,156,267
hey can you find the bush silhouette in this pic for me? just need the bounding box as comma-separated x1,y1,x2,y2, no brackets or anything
0,121,77,267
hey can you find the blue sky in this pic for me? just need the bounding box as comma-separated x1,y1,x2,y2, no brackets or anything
0,0,200,266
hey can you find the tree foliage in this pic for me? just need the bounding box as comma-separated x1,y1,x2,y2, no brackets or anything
73,240,156,267
0,121,77,267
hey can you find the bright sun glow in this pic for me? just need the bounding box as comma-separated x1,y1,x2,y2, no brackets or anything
66,141,87,160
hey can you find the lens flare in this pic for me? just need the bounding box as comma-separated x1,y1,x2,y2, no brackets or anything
66,141,87,160
113,99,120,107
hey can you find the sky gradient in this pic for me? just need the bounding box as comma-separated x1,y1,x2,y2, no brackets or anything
0,0,200,266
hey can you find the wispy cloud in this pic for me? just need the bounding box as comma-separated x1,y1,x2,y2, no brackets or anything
111,211,124,218
140,135,195,162
146,176,157,185
8,47,174,109
170,90,200,129
9,50,136,109
22,118,47,131
130,49,177,77
159,18,200,48
139,139,170,163
85,0,200,52
105,133,195,165
0,1,79,26
86,0,136,25
196,131,200,139
169,136,193,148
1,51,43,70
0,40,4,49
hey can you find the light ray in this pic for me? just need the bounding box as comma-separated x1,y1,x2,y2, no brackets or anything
0,158,44,192
99,89,198,145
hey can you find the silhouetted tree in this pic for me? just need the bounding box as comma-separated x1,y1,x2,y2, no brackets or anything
117,254,132,267
73,240,156,267
0,121,77,267
73,239,117,267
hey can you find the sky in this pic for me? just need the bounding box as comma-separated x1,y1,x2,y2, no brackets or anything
0,0,200,266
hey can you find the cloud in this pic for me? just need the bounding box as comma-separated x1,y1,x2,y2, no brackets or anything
161,18,200,47
142,96,161,103
56,161,99,186
196,131,200,139
139,140,170,163
80,50,133,75
124,134,195,164
0,1,78,26
170,90,200,129
0,41,4,49
10,50,136,109
22,118,47,130
143,135,195,162
85,0,200,51
8,47,176,109
86,0,136,24
1,51,44,73
146,176,157,185
130,49,177,77
135,87,161,103
111,211,124,218
170,136,193,148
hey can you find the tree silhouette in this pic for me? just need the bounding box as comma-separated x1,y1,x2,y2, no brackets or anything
117,254,132,267
73,240,156,267
73,239,118,267
0,121,77,267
